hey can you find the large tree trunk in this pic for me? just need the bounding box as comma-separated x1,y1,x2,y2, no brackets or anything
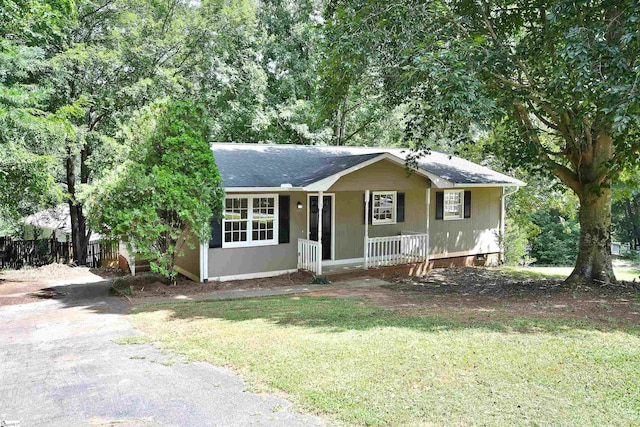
66,147,89,265
563,131,617,285
566,186,616,285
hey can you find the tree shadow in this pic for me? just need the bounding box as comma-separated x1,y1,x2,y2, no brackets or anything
129,293,640,337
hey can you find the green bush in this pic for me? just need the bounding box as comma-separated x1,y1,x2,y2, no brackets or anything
310,275,331,285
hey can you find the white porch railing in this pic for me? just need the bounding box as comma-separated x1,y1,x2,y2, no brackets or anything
298,238,322,275
365,233,429,269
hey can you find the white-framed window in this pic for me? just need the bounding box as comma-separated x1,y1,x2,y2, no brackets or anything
444,189,464,220
223,195,278,248
372,191,396,225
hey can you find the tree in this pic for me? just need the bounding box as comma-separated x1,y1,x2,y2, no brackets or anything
322,0,640,284
612,170,640,250
0,0,76,224
529,209,580,266
85,101,224,283
41,0,232,264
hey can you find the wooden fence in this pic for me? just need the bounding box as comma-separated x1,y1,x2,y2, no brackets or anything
0,237,118,269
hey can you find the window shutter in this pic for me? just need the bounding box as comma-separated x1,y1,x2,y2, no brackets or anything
464,191,471,218
363,193,373,224
397,193,405,222
209,217,223,248
278,195,290,244
435,191,444,220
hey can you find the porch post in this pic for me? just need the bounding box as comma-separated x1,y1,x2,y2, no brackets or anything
364,189,369,269
317,191,323,275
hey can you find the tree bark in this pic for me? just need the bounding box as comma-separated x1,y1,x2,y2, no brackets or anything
563,131,617,285
566,186,616,285
66,148,89,265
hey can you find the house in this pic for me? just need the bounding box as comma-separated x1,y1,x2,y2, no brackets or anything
175,143,525,282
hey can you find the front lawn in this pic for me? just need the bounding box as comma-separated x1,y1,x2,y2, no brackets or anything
127,290,640,426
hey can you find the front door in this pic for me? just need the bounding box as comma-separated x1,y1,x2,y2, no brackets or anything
309,195,332,260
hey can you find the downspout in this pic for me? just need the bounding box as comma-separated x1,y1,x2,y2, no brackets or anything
500,186,520,263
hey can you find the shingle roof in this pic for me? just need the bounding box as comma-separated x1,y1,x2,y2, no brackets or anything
211,143,525,188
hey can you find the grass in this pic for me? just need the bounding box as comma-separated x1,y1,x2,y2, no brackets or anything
501,265,640,282
127,296,640,426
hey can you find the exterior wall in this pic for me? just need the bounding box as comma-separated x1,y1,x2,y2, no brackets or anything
428,187,502,258
207,191,306,279
334,189,427,260
175,231,200,281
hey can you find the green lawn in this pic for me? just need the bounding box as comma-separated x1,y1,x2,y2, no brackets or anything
127,295,640,426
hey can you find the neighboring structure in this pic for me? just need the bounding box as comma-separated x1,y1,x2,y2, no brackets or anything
0,204,116,269
175,144,525,282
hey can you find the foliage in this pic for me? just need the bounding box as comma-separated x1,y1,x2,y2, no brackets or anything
85,101,224,282
529,209,580,266
0,0,76,223
310,274,330,284
503,219,532,266
321,0,640,283
612,170,640,250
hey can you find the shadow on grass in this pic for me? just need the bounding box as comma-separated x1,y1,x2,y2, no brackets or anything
129,294,640,337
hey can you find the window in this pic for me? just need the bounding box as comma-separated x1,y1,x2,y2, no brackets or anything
443,190,464,220
372,191,396,224
223,195,278,247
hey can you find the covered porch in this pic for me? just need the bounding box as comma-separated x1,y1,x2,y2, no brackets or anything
297,189,430,276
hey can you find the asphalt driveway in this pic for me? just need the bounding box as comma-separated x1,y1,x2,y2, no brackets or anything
0,278,321,426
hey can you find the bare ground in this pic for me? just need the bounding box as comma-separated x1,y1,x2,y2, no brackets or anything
306,267,640,328
4,265,640,329
109,270,314,304
0,264,118,306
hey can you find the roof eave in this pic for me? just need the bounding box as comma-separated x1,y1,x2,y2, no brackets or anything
451,181,527,188
224,186,307,192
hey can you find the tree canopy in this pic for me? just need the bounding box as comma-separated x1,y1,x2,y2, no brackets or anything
322,0,640,284
85,101,224,282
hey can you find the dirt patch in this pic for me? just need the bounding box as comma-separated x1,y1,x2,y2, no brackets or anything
308,267,640,328
0,264,115,306
114,270,315,304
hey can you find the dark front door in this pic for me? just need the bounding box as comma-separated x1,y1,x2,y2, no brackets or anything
309,195,332,260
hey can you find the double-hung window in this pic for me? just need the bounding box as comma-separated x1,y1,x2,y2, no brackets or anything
443,189,464,220
223,195,278,248
372,191,396,224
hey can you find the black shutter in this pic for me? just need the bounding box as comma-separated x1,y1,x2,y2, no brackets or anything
464,190,471,218
435,191,444,220
209,217,223,248
397,192,405,222
278,195,290,244
363,192,373,224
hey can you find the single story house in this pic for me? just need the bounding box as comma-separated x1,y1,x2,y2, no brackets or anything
176,143,525,282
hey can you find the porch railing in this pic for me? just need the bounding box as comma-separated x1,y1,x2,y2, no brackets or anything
365,233,429,269
298,238,322,275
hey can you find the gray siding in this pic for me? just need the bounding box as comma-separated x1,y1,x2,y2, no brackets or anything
428,187,502,257
207,191,306,279
334,189,427,260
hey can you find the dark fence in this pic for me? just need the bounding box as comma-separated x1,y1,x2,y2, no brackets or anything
0,237,118,269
